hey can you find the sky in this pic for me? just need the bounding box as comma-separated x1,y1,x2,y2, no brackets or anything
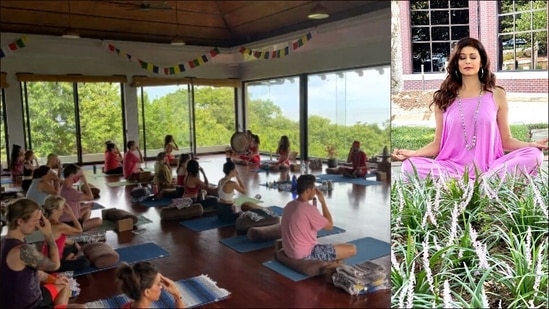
144,65,391,128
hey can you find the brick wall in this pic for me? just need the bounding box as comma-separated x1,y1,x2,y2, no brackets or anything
404,78,548,93
399,1,412,75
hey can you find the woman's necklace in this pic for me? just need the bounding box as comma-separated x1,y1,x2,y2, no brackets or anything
457,89,483,151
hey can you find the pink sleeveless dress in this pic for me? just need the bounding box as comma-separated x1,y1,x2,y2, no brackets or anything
402,91,543,180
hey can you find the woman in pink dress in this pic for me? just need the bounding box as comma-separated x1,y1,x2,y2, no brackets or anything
392,37,547,180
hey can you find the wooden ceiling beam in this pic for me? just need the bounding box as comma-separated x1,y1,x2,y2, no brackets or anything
16,73,128,83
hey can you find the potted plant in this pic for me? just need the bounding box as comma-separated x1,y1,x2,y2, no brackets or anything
326,144,338,168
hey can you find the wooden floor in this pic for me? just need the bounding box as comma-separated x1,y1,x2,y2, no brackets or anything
9,154,391,308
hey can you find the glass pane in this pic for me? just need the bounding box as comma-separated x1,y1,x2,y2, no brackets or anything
24,82,77,163
194,86,235,149
411,27,431,41
432,10,450,24
514,0,532,12
410,0,429,10
431,0,449,9
451,9,469,24
432,26,450,40
245,77,300,158
451,26,470,40
432,42,451,72
307,67,390,161
411,10,430,26
412,43,432,72
498,0,514,14
0,90,6,168
534,31,547,70
499,14,515,33
450,0,468,9
138,85,191,159
78,83,124,163
515,11,532,31
534,8,547,31
500,34,516,71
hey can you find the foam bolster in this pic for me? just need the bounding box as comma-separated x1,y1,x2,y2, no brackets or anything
82,243,120,268
102,208,138,225
325,167,341,174
159,204,204,221
235,215,280,232
247,223,282,242
275,248,329,277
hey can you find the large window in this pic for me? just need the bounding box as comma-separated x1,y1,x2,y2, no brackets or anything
1,89,7,168
498,0,548,71
22,82,125,164
245,77,300,157
193,86,236,150
410,0,470,73
307,66,391,160
138,85,191,158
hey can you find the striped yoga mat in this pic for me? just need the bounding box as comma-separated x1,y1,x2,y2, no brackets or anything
85,274,231,308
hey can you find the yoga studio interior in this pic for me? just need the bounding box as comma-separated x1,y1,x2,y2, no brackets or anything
0,1,391,307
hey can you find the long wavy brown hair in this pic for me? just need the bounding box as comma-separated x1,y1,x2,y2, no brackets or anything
430,37,500,112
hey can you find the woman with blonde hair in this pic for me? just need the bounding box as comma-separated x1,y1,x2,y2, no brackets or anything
116,261,185,308
164,135,179,165
41,195,91,272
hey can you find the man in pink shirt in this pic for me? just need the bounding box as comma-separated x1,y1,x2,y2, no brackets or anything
123,140,143,180
280,174,356,261
59,164,102,231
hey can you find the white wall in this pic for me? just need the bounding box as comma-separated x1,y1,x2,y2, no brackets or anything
0,7,391,157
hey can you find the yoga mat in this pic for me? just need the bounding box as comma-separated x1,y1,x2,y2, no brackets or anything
23,215,153,244
315,174,381,186
85,274,230,308
180,206,283,232
262,236,390,282
73,242,169,277
106,181,137,187
1,178,13,184
139,198,172,208
220,226,345,253
90,202,106,210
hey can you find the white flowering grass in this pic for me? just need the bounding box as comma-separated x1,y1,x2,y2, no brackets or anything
391,168,548,308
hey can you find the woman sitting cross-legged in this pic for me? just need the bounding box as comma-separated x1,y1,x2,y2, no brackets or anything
40,195,91,272
116,261,186,309
183,160,218,207
153,152,178,200
269,135,291,171
217,159,265,223
26,165,60,206
104,141,124,175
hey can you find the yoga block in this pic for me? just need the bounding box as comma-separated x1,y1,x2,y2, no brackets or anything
82,242,119,268
235,215,280,232
117,218,134,232
102,208,138,231
160,204,204,221
137,171,153,183
290,164,300,172
247,223,282,242
275,249,329,277
325,167,341,174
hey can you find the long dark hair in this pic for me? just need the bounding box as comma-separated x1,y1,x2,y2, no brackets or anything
105,141,116,152
276,136,290,154
9,144,22,169
430,37,498,112
116,262,159,302
186,160,199,176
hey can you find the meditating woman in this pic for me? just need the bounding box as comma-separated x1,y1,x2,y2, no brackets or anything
392,37,547,180
217,159,263,222
9,144,24,182
41,195,90,272
153,152,177,199
339,141,368,178
164,135,179,165
175,153,191,196
104,141,124,175
124,140,149,182
46,153,62,178
269,135,291,170
25,165,60,205
116,261,185,308
183,160,218,205
21,150,39,191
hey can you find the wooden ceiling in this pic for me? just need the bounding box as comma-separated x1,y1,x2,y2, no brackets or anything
0,1,388,47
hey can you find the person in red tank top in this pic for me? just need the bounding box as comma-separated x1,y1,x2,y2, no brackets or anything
116,261,185,308
104,141,123,175
269,135,291,170
339,141,368,178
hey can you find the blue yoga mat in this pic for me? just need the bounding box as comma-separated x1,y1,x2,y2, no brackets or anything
140,198,172,208
1,178,13,184
179,206,284,232
90,202,105,210
73,242,170,277
315,174,381,186
220,226,346,253
86,274,230,308
262,236,390,282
